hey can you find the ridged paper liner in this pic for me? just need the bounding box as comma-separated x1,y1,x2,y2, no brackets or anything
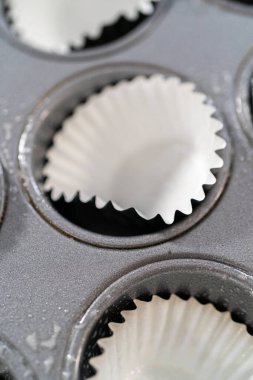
43,75,226,225
90,295,253,379
5,0,159,53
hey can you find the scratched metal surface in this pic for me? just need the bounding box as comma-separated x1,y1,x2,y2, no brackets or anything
0,0,253,379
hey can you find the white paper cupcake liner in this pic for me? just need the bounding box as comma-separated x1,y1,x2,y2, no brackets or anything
43,75,226,225
5,0,159,53
90,295,253,380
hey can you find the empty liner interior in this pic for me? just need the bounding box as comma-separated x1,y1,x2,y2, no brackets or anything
3,0,159,53
42,75,226,237
82,292,253,380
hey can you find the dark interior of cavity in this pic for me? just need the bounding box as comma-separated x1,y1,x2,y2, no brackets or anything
72,3,159,51
47,193,209,236
0,362,14,380
228,0,253,4
80,288,252,379
1,1,12,26
38,76,219,237
2,1,158,52
50,195,169,237
250,76,253,123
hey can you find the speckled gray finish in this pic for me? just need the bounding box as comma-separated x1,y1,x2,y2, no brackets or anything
0,0,253,379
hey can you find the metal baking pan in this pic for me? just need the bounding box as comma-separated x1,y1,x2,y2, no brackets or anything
0,0,253,378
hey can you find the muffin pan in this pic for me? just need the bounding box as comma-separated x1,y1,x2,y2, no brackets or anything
1,0,253,379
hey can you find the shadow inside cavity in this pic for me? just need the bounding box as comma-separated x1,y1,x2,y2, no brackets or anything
71,2,158,51
227,0,253,4
0,362,14,380
250,76,253,123
50,195,169,237
0,373,13,380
